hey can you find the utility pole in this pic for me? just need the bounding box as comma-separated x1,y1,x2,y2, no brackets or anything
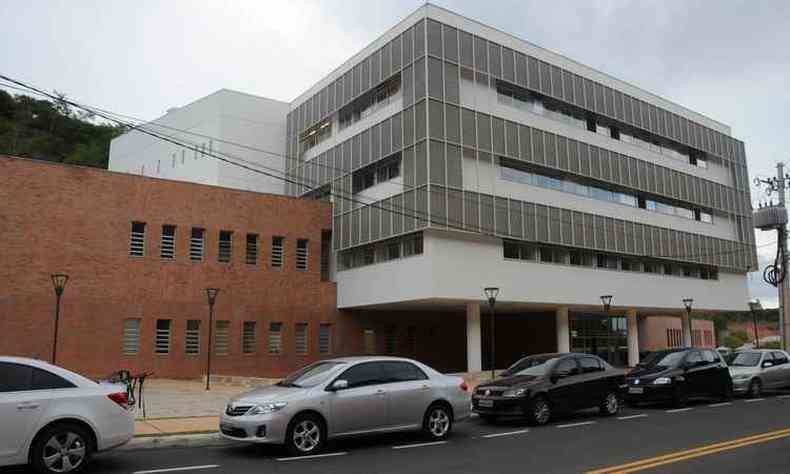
779,163,790,350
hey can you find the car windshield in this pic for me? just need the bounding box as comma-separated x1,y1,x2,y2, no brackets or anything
640,351,686,369
277,361,344,388
730,352,762,367
503,355,558,376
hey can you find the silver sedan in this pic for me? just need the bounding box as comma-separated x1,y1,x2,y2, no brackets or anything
729,349,790,397
219,356,471,456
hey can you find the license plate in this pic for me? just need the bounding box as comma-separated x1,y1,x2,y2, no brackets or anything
628,387,644,394
478,399,494,408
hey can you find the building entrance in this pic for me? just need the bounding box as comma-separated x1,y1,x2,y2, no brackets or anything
570,313,628,367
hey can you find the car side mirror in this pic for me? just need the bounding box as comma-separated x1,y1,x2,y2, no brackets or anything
763,361,774,368
549,374,559,384
328,379,348,391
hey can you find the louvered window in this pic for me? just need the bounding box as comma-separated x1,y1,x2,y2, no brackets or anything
246,234,258,265
296,239,309,271
160,225,176,259
218,231,232,263
185,320,201,355
129,222,146,257
214,321,230,355
190,228,205,261
269,322,283,354
271,236,284,269
155,319,171,354
319,324,332,354
295,323,308,355
242,321,257,354
122,319,140,355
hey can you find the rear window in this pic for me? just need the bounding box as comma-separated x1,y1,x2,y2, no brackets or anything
381,361,428,382
0,362,33,392
32,368,76,390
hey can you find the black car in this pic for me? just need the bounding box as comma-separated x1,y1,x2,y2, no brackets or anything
625,348,732,407
472,353,626,426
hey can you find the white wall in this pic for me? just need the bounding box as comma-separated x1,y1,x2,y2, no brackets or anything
337,230,749,311
109,89,289,195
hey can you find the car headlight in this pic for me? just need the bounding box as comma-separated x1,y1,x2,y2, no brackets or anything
503,388,527,398
247,401,288,415
652,377,672,385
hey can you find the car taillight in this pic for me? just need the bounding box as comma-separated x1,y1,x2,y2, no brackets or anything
108,392,130,410
459,381,469,392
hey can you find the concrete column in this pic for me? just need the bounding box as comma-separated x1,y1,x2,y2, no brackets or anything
682,312,693,347
556,307,570,353
626,309,639,367
466,302,482,372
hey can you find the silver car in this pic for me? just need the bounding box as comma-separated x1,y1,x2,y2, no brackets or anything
219,356,470,456
729,349,790,397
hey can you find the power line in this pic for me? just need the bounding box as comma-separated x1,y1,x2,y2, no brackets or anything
0,73,758,266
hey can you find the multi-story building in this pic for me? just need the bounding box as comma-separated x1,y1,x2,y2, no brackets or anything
284,4,756,369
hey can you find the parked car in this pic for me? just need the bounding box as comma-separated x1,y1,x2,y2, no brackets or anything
219,357,470,456
0,357,134,474
472,353,626,426
625,348,732,407
729,349,790,397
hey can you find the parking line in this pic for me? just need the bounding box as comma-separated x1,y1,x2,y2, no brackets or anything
745,398,766,403
708,402,732,408
778,395,790,399
133,466,219,474
276,452,348,461
392,441,448,450
556,421,597,428
482,429,530,438
666,408,693,413
617,414,648,420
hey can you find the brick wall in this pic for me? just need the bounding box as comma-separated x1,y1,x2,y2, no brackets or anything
638,315,716,352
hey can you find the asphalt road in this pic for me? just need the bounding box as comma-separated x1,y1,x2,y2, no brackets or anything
5,392,790,474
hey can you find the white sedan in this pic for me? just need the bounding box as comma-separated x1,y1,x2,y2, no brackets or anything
0,357,135,473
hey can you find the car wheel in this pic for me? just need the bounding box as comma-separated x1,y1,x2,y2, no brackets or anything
672,386,688,408
30,423,93,474
285,414,326,457
423,404,453,440
599,392,620,416
526,396,551,426
748,379,763,399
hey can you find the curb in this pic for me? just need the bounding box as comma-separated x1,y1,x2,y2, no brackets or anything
120,433,230,451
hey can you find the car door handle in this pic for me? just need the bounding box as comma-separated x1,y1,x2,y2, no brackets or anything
17,403,39,410
375,389,386,397
420,384,430,391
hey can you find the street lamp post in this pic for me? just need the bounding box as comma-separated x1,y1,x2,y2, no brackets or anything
205,288,220,391
600,295,613,315
484,287,499,380
682,298,694,347
749,299,763,349
50,273,69,364
600,295,613,362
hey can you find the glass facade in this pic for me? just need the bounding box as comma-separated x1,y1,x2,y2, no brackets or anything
570,313,628,367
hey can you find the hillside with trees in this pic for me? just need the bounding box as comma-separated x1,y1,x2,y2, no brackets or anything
0,89,124,168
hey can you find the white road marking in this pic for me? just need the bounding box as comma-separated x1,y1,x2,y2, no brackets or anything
745,398,766,403
133,466,219,474
392,441,448,450
276,452,348,461
778,394,790,399
666,408,693,413
708,402,732,407
470,413,479,418
556,421,597,428
617,414,648,420
482,429,530,438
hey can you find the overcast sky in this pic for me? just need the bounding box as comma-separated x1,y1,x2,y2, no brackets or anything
2,0,789,307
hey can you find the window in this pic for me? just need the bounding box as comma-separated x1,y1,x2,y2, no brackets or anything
295,323,308,355
320,230,332,281
319,324,332,354
122,319,141,355
553,358,579,376
155,319,171,354
246,234,258,265
0,362,32,392
381,361,428,382
385,328,397,354
185,320,201,355
242,321,256,354
578,357,603,373
363,329,376,354
352,155,402,194
271,236,284,269
407,326,418,354
269,322,283,354
387,241,401,260
771,352,789,365
218,231,232,263
190,228,205,261
685,351,703,366
215,321,230,355
296,239,309,271
702,350,717,363
32,368,75,390
338,362,385,389
129,222,146,257
160,225,176,259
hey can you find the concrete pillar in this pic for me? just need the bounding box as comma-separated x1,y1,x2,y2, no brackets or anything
626,309,639,367
466,302,482,372
556,307,570,353
682,312,693,347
